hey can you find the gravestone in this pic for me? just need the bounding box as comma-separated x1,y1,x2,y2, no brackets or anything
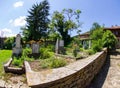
32,43,39,54
16,34,21,48
59,40,64,47
55,39,59,54
12,34,22,57
55,39,65,54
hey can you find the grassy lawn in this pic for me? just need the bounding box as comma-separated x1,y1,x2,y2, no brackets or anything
0,50,12,76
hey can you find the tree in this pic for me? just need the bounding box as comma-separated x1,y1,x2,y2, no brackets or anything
90,23,104,52
3,37,15,49
49,9,81,45
22,0,50,41
102,30,117,49
90,22,101,35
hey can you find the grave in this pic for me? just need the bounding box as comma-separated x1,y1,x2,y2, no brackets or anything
12,34,22,57
32,43,39,54
30,42,40,58
55,39,65,54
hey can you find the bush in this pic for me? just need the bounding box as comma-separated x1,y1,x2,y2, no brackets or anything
79,48,84,52
39,48,54,59
25,57,34,61
3,37,15,49
22,48,32,57
46,44,55,52
102,30,117,49
85,49,95,55
41,57,67,68
12,57,23,67
91,39,103,53
73,49,77,57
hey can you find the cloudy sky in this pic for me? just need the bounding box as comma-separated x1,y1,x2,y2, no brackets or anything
0,0,120,37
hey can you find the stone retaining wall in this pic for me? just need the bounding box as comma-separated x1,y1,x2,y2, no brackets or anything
25,48,107,88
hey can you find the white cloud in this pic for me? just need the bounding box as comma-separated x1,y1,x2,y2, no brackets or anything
0,28,16,37
9,19,13,24
12,16,26,27
13,1,24,8
1,28,12,33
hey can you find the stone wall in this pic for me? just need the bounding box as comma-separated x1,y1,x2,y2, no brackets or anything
25,48,107,88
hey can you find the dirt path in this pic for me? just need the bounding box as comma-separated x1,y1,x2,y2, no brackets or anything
89,50,120,88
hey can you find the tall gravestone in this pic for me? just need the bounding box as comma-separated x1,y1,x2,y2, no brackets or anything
55,39,59,54
55,39,65,54
12,34,22,57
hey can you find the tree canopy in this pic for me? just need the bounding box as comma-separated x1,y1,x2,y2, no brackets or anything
22,0,50,41
102,30,117,49
49,9,81,45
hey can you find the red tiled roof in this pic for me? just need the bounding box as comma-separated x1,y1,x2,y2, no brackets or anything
104,26,120,30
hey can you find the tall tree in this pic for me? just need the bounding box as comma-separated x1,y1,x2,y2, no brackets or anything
22,0,50,41
90,23,104,52
90,22,101,34
49,9,81,45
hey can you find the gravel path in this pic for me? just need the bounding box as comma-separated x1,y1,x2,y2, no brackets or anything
89,50,120,88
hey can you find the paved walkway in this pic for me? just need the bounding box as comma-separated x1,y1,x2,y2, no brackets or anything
89,49,120,88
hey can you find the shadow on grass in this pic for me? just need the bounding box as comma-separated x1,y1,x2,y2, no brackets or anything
88,54,110,88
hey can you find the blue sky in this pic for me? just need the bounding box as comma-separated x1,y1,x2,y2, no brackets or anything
0,0,120,37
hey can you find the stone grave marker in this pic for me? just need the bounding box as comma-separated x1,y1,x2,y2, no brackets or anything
59,40,64,47
16,34,21,48
55,39,59,54
32,43,39,54
12,34,22,57
55,39,65,54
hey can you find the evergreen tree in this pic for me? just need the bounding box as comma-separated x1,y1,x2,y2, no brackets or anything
22,0,50,41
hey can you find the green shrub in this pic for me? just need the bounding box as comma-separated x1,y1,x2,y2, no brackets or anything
91,40,103,53
85,49,95,55
22,48,32,57
102,30,117,49
73,49,77,57
76,54,82,60
41,57,67,68
79,48,84,52
3,37,15,49
46,44,55,52
12,57,23,67
39,48,54,59
25,57,34,61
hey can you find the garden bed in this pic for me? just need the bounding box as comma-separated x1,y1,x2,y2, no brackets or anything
4,58,25,74
28,57,76,72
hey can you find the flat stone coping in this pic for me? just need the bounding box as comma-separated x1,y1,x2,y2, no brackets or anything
25,50,106,87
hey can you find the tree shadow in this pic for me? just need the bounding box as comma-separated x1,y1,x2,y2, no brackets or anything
88,54,110,88
108,49,120,56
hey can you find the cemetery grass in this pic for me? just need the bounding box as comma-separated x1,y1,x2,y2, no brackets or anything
0,50,12,76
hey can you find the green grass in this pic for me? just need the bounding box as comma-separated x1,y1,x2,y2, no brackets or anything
0,50,12,76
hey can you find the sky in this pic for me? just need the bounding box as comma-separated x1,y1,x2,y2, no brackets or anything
0,0,120,37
